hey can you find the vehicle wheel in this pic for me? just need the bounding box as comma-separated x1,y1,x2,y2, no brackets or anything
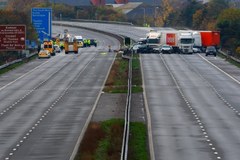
65,52,68,54
205,53,208,56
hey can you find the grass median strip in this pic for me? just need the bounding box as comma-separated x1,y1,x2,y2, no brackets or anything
75,119,148,160
132,54,143,93
75,119,124,160
103,53,142,93
103,53,129,93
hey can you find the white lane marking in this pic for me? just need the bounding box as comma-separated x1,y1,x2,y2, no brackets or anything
0,60,50,91
198,54,240,85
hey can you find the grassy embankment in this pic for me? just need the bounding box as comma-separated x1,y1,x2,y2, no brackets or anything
75,53,148,160
0,55,38,75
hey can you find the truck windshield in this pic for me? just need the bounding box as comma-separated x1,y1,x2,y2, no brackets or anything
147,39,160,44
180,38,194,44
44,45,52,48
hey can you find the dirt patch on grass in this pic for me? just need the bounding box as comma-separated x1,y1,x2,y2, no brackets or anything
76,122,105,160
75,120,124,160
104,53,128,93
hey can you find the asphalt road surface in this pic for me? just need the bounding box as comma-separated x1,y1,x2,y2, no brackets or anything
0,26,119,160
57,21,240,160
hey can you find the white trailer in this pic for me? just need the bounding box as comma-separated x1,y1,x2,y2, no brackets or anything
158,31,179,53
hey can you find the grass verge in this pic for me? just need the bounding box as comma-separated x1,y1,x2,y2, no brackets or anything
0,61,24,75
75,119,124,160
75,119,149,160
218,52,240,68
0,54,38,76
132,54,143,93
103,53,143,93
103,53,129,93
128,122,149,160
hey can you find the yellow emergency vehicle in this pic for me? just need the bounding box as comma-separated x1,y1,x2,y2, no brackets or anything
43,40,55,56
64,36,78,54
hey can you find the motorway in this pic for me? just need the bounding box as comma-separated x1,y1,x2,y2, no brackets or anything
54,22,240,160
0,26,119,159
1,21,240,160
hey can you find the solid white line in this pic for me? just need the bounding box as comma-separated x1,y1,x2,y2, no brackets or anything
198,54,240,85
69,52,117,160
0,60,50,91
140,55,155,160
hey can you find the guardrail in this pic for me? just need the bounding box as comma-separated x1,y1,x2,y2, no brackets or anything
0,59,22,70
52,22,125,46
70,19,134,26
0,51,37,70
121,52,132,160
218,50,240,63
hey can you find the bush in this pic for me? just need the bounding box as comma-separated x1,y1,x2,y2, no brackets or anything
235,47,240,57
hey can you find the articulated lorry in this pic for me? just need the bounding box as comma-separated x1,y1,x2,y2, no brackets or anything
156,30,194,53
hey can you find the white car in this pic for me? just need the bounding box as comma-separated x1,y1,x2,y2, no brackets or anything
53,45,61,53
131,44,142,53
160,45,173,54
193,46,201,53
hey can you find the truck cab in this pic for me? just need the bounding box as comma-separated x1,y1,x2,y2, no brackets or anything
146,30,161,46
178,31,194,54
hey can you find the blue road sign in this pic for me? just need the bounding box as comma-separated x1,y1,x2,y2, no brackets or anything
32,8,52,42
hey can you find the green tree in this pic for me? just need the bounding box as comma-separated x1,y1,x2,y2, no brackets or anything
192,0,229,30
217,8,240,52
157,0,174,26
0,10,38,42
177,0,202,27
96,6,126,21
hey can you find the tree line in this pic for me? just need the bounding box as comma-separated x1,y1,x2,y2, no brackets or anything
0,0,239,58
154,0,240,57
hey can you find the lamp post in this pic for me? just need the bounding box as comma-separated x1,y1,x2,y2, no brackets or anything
60,13,62,21
141,8,146,26
154,7,159,27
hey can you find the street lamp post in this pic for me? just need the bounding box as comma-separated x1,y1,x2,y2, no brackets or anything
60,13,62,21
154,7,159,27
141,8,146,26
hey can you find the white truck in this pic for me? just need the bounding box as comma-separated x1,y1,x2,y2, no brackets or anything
178,31,194,54
146,30,161,46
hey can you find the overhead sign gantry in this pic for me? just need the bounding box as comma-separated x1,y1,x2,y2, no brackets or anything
31,8,52,42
